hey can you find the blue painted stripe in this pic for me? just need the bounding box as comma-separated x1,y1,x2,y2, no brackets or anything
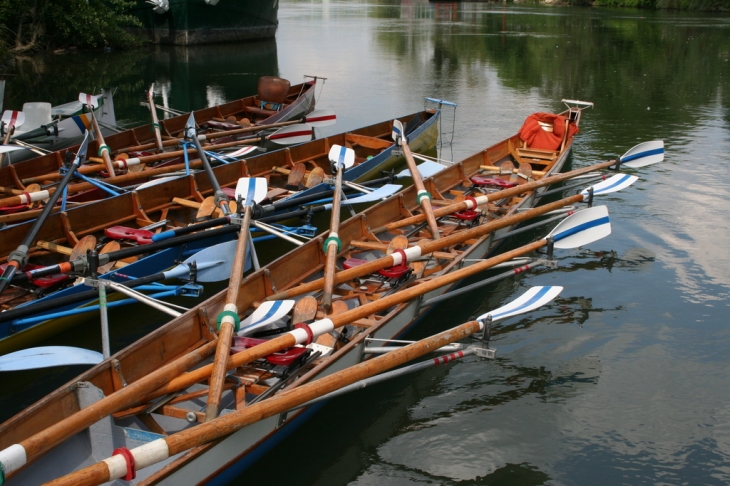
552,216,610,242
491,286,552,320
337,145,347,168
622,147,663,163
245,180,256,207
251,300,283,327
593,174,631,195
71,115,86,133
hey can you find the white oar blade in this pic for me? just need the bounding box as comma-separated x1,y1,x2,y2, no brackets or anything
581,174,638,198
136,175,181,190
547,205,611,249
479,286,563,322
268,123,313,145
235,177,268,206
620,140,664,168
239,300,296,335
185,112,196,131
306,109,337,127
78,93,100,109
397,160,447,179
0,346,103,371
1,110,25,128
0,145,28,154
328,144,355,169
163,240,250,282
224,145,258,158
343,184,402,205
391,119,405,143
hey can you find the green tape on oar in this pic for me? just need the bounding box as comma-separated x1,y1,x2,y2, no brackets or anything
417,190,432,204
323,235,341,254
217,310,240,332
98,144,110,156
151,122,162,132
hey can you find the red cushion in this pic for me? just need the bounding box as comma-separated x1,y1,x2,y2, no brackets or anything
518,112,579,151
471,176,517,188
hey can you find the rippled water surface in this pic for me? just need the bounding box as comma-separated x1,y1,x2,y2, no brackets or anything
2,1,729,484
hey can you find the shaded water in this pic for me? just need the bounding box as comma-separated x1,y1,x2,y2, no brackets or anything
2,1,730,484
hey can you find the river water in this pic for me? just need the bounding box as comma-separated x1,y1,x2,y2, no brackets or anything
2,1,730,485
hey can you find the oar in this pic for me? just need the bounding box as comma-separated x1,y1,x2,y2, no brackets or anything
0,346,103,371
0,239,246,326
40,287,562,486
237,299,296,336
185,112,232,216
322,144,355,311
392,119,440,239
371,141,663,235
291,286,563,410
137,206,611,408
0,110,25,167
80,93,116,177
115,109,336,154
146,85,165,152
19,123,314,186
205,176,267,421
0,131,90,296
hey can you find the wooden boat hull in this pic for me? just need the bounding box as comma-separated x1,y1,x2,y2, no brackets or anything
0,107,584,484
0,111,439,353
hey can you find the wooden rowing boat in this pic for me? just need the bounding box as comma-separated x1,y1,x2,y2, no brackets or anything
0,76,318,195
0,110,440,354
0,102,608,485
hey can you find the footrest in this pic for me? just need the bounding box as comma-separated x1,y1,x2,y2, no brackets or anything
471,176,517,189
454,210,480,221
343,258,369,269
377,264,410,279
105,226,154,245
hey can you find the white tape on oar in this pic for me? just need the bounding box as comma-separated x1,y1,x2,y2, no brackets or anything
162,240,249,282
0,346,103,371
620,140,664,168
238,300,296,335
479,286,563,322
582,174,639,198
547,205,611,249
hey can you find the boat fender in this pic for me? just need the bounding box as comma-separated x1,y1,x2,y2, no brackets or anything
111,447,136,480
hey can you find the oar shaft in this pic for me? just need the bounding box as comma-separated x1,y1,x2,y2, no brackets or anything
45,320,482,486
322,167,344,311
89,110,116,178
147,90,164,152
401,138,440,239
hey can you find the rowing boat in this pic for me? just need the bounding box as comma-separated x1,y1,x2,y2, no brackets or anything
0,75,318,189
0,110,440,354
0,101,658,485
0,89,117,165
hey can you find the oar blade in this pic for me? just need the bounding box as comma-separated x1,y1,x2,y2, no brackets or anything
1,110,25,128
397,160,447,179
0,346,103,371
78,93,100,109
305,109,337,127
547,206,611,249
342,184,402,205
480,286,563,322
620,140,664,168
391,119,405,143
268,123,313,145
0,145,28,154
136,176,181,190
238,300,296,335
234,177,268,206
328,144,355,169
581,174,639,198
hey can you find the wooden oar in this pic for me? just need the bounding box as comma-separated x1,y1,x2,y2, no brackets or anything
0,131,90,295
0,110,25,167
20,123,314,186
322,145,355,311
40,287,561,486
115,109,336,154
392,119,440,239
80,93,116,177
372,140,664,235
146,85,165,152
205,176,267,421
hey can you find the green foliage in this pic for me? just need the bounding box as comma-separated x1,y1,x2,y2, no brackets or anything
0,0,144,59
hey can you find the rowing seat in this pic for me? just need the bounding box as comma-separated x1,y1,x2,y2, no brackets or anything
343,258,368,269
231,336,309,366
105,226,153,245
471,176,517,189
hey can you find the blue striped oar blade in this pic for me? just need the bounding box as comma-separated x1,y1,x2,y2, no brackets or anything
547,206,611,249
480,286,563,322
238,300,296,335
620,140,664,168
582,174,639,197
0,346,103,371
